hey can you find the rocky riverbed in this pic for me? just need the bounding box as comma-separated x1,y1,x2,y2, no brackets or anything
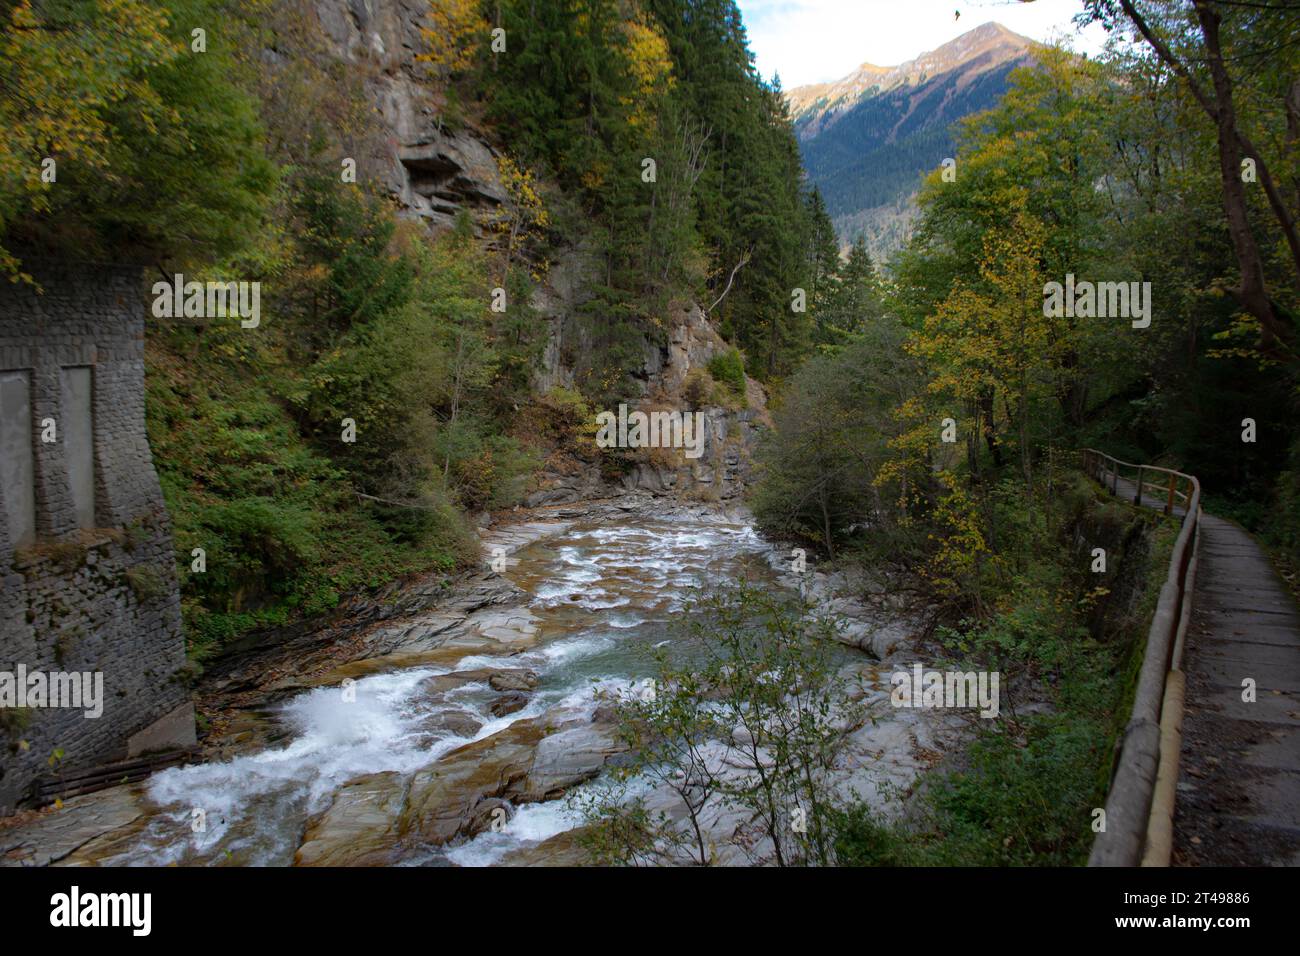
1,495,970,867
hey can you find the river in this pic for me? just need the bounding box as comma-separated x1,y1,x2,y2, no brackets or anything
78,505,799,866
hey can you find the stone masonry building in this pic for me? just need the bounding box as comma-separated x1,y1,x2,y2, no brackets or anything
0,260,193,813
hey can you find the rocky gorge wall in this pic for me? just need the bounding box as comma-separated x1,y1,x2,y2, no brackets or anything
311,0,772,505
526,294,772,505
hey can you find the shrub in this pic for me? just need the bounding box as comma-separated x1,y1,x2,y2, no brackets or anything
706,348,746,396
682,368,714,409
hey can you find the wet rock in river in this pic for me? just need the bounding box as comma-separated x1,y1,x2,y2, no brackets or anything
294,771,409,867
400,720,545,846
489,692,529,718
497,826,595,866
488,670,538,692
465,797,512,837
522,723,623,801
418,709,484,739
0,786,143,868
418,666,534,696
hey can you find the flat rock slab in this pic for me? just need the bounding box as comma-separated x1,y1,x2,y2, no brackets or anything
0,786,142,867
294,772,409,867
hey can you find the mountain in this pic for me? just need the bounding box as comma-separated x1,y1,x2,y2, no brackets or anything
788,22,1036,260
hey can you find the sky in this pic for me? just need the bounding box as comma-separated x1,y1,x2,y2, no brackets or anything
734,0,1111,89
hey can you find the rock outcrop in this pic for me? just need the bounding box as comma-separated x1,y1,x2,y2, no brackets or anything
293,704,624,866
313,0,507,232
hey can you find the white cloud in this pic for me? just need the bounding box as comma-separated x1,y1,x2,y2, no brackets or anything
736,0,1110,89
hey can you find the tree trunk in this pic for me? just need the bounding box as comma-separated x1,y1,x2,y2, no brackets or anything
1117,0,1294,346
820,484,835,560
1193,2,1288,346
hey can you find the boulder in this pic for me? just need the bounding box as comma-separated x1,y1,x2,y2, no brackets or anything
489,692,530,718
522,723,623,800
399,720,546,845
497,826,595,867
489,670,539,692
418,709,484,739
294,772,408,867
464,797,513,838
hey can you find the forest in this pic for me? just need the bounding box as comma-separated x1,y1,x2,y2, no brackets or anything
0,0,1297,869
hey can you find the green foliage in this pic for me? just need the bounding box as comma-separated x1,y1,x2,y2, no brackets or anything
832,469,1177,866
705,347,745,396
911,717,1108,867
833,715,1108,867
817,238,884,348
147,167,542,656
290,171,416,335
147,322,478,657
479,0,819,391
0,706,33,737
763,7,1300,868
578,584,860,866
0,0,275,273
752,319,917,558
125,565,169,604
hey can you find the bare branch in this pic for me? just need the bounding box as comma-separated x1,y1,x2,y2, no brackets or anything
705,250,752,314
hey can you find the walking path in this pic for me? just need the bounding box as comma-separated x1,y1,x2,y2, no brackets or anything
1100,470,1299,864
1171,513,1300,865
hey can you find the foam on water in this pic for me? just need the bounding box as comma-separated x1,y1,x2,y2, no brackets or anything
444,800,585,867
101,512,782,866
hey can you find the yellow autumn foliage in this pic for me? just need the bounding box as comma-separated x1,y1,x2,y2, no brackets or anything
418,0,488,74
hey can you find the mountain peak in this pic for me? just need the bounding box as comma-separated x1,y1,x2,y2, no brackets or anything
787,22,1035,120
964,21,1022,42
791,22,1039,259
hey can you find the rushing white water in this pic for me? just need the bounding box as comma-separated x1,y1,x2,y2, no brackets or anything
96,510,784,866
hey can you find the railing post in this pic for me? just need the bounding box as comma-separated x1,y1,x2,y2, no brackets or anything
1083,448,1200,867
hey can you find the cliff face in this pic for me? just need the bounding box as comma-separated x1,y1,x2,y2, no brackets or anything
310,0,769,502
313,0,507,229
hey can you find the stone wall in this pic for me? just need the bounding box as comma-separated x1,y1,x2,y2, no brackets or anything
0,261,193,813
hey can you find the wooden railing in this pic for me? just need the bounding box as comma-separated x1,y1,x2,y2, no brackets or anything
1081,449,1202,867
